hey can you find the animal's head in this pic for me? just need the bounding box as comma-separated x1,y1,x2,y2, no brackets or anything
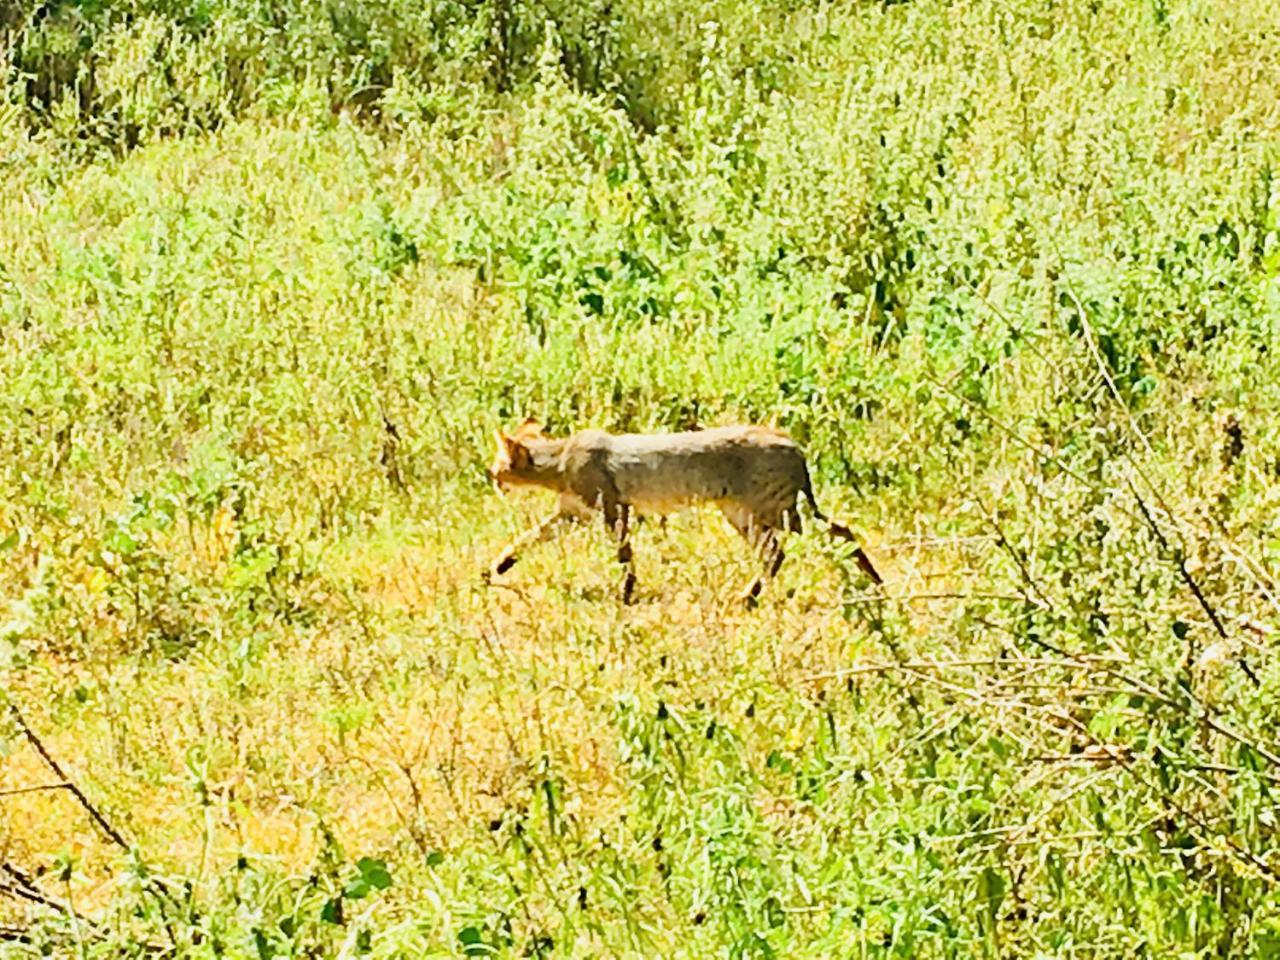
489,418,546,491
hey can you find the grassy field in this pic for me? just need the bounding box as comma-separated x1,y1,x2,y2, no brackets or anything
4,0,1280,955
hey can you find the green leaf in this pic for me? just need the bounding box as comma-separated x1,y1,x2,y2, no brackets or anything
458,926,491,956
764,895,785,928
253,927,272,959
1255,919,1280,958
107,528,139,556
355,856,392,890
977,866,1005,925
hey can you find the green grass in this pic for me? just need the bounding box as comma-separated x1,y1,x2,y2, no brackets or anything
4,0,1280,955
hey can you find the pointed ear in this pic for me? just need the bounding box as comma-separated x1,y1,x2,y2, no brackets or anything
515,417,543,438
496,429,528,463
505,435,530,468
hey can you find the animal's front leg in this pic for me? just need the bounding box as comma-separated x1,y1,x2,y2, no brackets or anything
487,510,573,580
605,501,636,604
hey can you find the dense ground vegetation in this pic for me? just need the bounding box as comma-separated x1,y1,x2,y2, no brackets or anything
4,0,1280,954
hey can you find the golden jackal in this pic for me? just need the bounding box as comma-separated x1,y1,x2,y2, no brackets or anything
487,420,882,604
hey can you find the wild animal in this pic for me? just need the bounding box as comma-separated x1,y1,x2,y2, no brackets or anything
486,419,882,604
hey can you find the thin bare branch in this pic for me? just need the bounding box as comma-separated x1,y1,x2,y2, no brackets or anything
8,705,131,852
1130,481,1261,687
0,782,71,798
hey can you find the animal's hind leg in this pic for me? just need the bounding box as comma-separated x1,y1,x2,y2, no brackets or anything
739,528,785,606
823,521,883,584
721,505,784,606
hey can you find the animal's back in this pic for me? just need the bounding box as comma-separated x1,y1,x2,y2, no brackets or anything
580,425,809,516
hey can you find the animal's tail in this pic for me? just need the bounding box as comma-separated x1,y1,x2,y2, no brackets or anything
801,472,884,585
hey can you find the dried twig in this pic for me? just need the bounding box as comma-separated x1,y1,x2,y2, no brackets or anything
8,705,131,852
1130,482,1260,687
925,362,1274,657
918,667,1280,880
1043,265,1261,687
805,655,1120,684
840,591,1034,606
0,866,101,935
0,782,71,798
0,925,33,943
0,881,73,916
860,582,1280,882
976,495,1055,610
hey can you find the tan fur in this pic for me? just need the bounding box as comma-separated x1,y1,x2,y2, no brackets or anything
487,422,882,604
